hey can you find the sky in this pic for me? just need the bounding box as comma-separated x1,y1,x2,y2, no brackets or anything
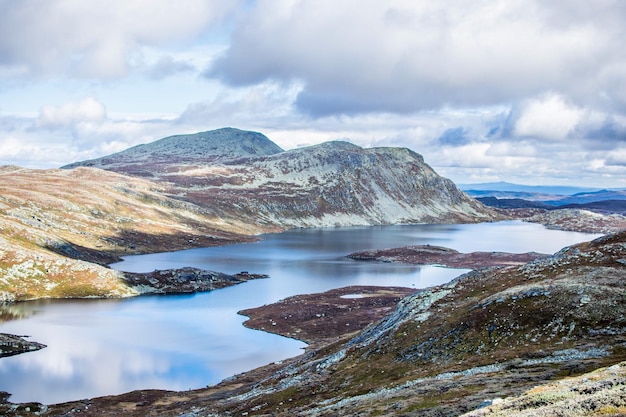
1,0,625,188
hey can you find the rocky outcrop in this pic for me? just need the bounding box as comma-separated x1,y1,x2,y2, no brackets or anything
461,362,626,417
123,268,267,295
0,333,46,358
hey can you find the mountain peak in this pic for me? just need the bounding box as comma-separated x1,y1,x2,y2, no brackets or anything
61,128,284,172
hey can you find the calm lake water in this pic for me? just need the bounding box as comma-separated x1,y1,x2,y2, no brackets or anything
0,221,601,404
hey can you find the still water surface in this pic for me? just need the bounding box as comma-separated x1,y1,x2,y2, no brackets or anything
0,221,600,403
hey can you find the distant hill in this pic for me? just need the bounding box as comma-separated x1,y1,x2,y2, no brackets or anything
63,128,496,228
558,199,626,214
476,192,626,214
476,196,553,209
545,189,626,205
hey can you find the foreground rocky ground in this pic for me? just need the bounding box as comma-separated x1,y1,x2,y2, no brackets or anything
1,230,623,416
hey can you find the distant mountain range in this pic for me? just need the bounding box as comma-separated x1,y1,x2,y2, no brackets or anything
458,181,604,195
461,181,626,211
64,127,495,228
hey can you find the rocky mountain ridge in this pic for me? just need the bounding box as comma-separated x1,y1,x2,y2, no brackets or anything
64,128,496,228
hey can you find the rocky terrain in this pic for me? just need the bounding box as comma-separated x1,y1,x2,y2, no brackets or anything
525,208,626,234
2,127,625,415
462,362,626,416
348,245,547,268
123,268,267,295
1,230,621,416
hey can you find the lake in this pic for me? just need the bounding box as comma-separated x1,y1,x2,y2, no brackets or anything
0,221,601,404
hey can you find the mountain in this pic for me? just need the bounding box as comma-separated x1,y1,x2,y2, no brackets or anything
62,127,284,177
1,129,495,302
64,129,496,228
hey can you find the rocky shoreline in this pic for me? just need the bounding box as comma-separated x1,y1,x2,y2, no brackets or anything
122,268,268,295
0,333,46,358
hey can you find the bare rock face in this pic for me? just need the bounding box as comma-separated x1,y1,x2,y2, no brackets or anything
63,128,496,228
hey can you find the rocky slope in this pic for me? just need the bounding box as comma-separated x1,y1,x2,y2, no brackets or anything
200,231,623,416
0,166,258,302
64,128,496,228
10,231,622,416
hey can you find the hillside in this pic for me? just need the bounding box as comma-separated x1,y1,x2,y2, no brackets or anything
64,129,496,227
0,166,257,301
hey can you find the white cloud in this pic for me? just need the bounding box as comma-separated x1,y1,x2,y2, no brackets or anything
208,0,626,116
512,94,584,141
0,0,242,78
145,55,196,80
38,97,107,130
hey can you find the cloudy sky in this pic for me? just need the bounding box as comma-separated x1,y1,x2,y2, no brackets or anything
1,0,625,187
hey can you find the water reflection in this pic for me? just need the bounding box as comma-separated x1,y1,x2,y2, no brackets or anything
0,304,34,322
0,221,601,404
